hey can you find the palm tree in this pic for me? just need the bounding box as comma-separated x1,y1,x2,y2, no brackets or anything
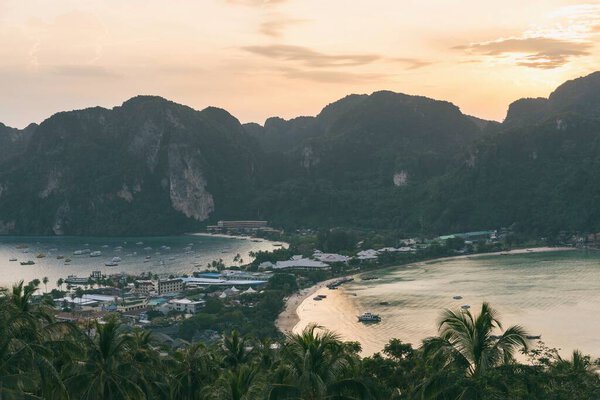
64,317,144,399
0,281,71,399
169,342,218,400
422,302,529,378
212,364,264,400
42,276,49,294
57,278,64,291
222,330,253,369
269,324,369,399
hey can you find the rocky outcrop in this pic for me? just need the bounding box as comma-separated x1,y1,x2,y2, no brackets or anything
168,144,214,221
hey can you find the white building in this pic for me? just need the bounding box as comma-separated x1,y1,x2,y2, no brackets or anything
357,249,379,260
274,256,329,270
168,298,205,314
313,252,351,263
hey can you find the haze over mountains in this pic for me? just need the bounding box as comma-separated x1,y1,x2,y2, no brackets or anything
1,72,599,236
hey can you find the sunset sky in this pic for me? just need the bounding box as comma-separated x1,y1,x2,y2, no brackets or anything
1,0,599,128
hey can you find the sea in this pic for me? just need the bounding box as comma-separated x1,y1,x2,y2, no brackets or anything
0,234,283,290
294,250,600,358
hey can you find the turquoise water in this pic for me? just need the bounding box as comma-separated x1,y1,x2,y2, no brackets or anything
0,234,280,289
296,250,600,357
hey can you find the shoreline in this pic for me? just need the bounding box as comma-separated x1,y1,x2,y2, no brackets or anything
276,246,576,335
190,232,289,247
276,276,351,334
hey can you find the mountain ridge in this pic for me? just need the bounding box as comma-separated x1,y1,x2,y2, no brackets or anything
1,71,600,235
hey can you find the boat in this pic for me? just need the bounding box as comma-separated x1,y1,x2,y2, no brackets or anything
452,295,463,300
316,294,327,299
526,335,542,340
111,256,122,263
90,251,102,257
56,255,65,260
105,261,119,267
357,312,381,322
136,241,144,245
313,296,323,301
461,304,471,310
20,260,35,266
362,276,378,281
145,255,151,259
36,253,46,258
379,301,390,305
64,258,72,263
73,249,90,255
9,258,17,262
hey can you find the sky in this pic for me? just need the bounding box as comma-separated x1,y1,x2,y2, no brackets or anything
1,0,600,128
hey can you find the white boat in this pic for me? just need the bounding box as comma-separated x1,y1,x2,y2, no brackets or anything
136,242,144,245
111,257,122,263
73,249,90,255
357,312,381,322
90,251,102,257
105,261,118,267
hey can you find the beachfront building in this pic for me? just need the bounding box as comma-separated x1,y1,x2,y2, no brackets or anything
273,256,330,270
206,220,270,233
313,251,351,263
181,276,267,287
157,278,184,295
357,249,379,260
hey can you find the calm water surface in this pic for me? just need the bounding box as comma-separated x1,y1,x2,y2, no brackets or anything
0,234,281,289
295,250,600,357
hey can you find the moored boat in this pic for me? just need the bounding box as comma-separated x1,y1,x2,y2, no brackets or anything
357,312,381,322
20,260,35,266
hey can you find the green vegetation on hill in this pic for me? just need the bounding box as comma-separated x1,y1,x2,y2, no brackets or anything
2,72,600,236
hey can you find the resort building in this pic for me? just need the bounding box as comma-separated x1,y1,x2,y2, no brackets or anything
157,278,184,295
135,280,156,295
273,256,330,270
313,251,351,263
206,220,271,233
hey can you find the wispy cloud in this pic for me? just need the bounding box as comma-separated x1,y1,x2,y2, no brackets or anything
455,4,600,69
259,15,305,37
243,44,432,70
388,57,433,70
243,44,380,67
457,37,592,69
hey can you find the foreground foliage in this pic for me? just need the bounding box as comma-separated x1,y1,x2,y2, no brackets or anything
1,282,599,399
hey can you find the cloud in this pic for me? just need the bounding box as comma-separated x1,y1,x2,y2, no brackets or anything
48,65,120,78
242,44,381,67
278,67,388,83
259,16,305,37
388,57,433,70
456,37,592,69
